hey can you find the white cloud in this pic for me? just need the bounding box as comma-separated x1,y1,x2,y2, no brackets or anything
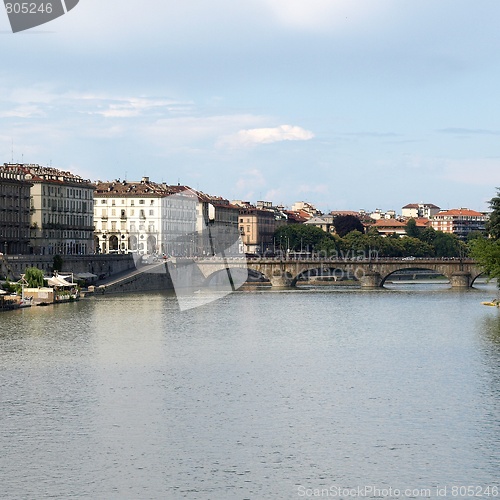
93,97,192,118
147,114,266,148
218,124,314,149
0,105,45,118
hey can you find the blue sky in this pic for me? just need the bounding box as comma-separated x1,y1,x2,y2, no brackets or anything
1,0,500,212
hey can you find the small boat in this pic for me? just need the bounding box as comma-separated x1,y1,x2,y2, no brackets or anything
482,300,500,307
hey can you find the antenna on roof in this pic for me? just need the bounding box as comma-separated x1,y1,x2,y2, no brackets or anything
11,138,13,163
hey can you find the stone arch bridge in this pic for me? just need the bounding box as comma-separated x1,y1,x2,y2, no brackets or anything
195,257,483,288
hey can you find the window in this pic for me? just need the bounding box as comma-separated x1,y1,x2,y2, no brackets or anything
149,210,154,216
139,200,145,205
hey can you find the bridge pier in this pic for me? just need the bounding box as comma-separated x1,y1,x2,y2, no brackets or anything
449,272,472,288
358,271,383,288
269,270,294,287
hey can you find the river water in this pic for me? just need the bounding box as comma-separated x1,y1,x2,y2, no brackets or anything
1,282,500,499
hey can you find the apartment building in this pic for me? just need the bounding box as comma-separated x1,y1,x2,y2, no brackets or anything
195,192,241,255
0,165,32,254
431,208,488,238
94,178,198,256
402,203,441,219
233,201,278,254
3,163,94,255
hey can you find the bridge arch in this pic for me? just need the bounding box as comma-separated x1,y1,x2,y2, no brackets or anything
470,271,486,287
380,266,450,286
197,258,483,289
291,265,358,286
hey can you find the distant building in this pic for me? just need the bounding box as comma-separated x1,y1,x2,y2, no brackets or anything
369,208,397,220
304,215,335,233
3,163,94,255
195,192,241,255
283,210,308,224
0,165,32,254
290,201,322,218
431,208,488,238
414,218,431,229
330,210,361,217
402,203,440,219
233,201,278,254
369,219,407,237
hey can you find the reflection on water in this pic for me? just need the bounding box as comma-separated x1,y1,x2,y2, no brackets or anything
1,284,500,498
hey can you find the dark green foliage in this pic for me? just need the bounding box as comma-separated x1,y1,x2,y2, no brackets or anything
333,215,365,237
24,267,45,288
405,218,421,238
469,238,500,288
274,224,332,252
53,254,63,272
2,278,16,293
275,223,466,259
486,188,500,240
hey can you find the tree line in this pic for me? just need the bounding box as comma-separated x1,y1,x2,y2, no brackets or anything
469,189,500,288
274,214,474,259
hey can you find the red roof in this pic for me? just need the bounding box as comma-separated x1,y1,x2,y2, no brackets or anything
373,219,406,227
415,218,431,227
434,208,483,217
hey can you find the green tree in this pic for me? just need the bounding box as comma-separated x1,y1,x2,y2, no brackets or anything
433,232,461,257
400,237,434,257
333,215,365,237
486,188,500,240
24,267,45,288
53,254,63,272
419,226,437,245
273,224,332,252
405,218,421,238
470,238,500,288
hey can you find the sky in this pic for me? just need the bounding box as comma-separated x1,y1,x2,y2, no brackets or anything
1,0,500,213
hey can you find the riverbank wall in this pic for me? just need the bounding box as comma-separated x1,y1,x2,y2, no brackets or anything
1,254,136,281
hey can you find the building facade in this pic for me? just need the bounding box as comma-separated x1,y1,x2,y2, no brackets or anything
402,203,441,219
3,164,94,255
0,165,32,254
94,178,198,256
431,208,488,238
195,192,241,256
234,202,278,254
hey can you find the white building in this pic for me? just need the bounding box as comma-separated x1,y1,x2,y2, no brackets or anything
402,203,440,219
94,178,197,256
